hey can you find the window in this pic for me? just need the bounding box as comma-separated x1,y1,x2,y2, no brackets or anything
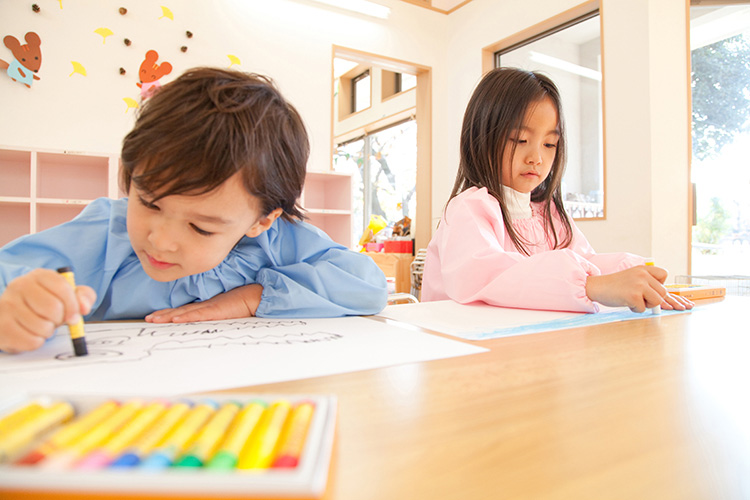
352,70,371,113
690,1,750,275
396,72,416,93
495,11,604,219
333,119,417,246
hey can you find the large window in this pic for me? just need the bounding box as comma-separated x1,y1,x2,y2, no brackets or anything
690,2,750,275
495,11,604,219
333,119,417,246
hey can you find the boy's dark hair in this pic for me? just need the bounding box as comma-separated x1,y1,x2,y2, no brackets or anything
450,67,572,255
120,67,309,221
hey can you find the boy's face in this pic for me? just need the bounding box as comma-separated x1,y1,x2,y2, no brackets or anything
127,172,281,282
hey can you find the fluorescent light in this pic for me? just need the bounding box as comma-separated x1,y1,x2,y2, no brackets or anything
529,51,601,82
308,0,390,19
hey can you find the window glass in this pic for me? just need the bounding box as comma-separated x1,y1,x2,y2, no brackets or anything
690,3,750,274
496,12,604,219
334,120,417,247
352,71,371,113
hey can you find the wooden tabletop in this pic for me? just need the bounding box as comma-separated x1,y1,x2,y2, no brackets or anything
6,297,749,499
241,296,750,500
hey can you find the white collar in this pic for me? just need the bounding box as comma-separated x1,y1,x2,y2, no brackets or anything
501,185,532,220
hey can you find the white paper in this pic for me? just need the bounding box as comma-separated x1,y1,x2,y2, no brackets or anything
378,300,691,340
0,316,486,396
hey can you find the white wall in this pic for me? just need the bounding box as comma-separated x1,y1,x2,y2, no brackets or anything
0,0,690,276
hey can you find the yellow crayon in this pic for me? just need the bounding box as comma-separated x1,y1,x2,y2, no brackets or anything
110,401,191,468
645,261,661,315
40,399,143,469
237,400,291,469
57,266,88,356
272,402,315,468
0,400,75,463
206,400,266,470
174,402,241,467
140,401,217,469
76,401,168,469
16,400,120,465
0,401,45,437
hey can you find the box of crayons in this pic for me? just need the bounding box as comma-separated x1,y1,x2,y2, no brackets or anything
0,393,337,498
665,283,726,300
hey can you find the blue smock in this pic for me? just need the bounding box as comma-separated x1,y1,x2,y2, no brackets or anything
0,198,388,320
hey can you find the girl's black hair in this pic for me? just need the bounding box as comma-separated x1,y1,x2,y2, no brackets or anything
449,67,572,254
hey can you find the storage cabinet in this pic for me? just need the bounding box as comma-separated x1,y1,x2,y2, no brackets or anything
0,147,120,247
300,171,353,248
0,147,355,250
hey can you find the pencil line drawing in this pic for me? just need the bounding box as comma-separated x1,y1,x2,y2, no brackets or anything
0,319,344,373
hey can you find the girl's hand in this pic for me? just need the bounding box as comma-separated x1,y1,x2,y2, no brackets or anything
0,269,96,353
145,284,263,323
586,265,694,313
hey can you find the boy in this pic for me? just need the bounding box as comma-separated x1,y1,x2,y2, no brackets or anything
0,67,387,353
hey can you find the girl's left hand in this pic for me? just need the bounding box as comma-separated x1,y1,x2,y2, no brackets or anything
145,284,263,323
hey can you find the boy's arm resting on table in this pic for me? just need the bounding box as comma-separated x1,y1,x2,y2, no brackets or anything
148,221,388,323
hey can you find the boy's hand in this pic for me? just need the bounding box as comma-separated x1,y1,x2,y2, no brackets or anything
145,284,263,323
586,265,694,313
0,269,96,353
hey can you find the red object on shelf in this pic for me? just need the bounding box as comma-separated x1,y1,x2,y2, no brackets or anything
384,240,412,254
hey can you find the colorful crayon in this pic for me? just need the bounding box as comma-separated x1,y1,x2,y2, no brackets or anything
272,402,315,468
237,400,291,469
40,400,143,469
205,400,266,471
139,400,217,470
16,401,120,466
174,402,240,468
109,401,191,468
76,401,167,470
0,400,74,463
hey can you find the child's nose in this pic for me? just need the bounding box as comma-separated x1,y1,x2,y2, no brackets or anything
525,147,543,165
148,221,179,252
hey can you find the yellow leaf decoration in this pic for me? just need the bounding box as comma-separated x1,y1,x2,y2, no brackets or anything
58,0,63,8
227,54,241,68
159,6,174,20
69,61,87,77
94,27,113,44
123,97,140,113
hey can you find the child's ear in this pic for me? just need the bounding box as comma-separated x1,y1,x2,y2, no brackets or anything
245,208,283,238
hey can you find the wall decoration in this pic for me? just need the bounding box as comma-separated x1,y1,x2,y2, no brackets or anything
136,49,172,99
94,27,113,44
159,6,174,20
31,4,40,13
123,97,139,113
0,32,42,88
69,61,86,77
227,54,241,68
119,7,127,15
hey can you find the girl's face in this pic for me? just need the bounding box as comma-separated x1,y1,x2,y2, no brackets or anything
127,172,281,282
501,96,560,193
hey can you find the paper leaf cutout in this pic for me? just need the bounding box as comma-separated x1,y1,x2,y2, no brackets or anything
69,61,87,77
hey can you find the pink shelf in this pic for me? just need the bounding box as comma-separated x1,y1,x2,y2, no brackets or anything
0,150,31,198
37,153,109,200
0,203,31,247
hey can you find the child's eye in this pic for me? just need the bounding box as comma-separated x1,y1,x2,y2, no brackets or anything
190,224,214,237
545,143,558,149
138,196,159,210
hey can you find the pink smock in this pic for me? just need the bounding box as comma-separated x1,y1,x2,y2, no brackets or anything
422,187,644,312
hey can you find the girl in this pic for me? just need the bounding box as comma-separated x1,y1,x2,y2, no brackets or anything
422,67,692,314
0,67,387,354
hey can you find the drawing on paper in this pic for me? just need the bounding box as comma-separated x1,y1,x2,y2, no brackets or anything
0,319,343,373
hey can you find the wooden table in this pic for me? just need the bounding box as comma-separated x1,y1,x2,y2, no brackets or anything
7,297,750,499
